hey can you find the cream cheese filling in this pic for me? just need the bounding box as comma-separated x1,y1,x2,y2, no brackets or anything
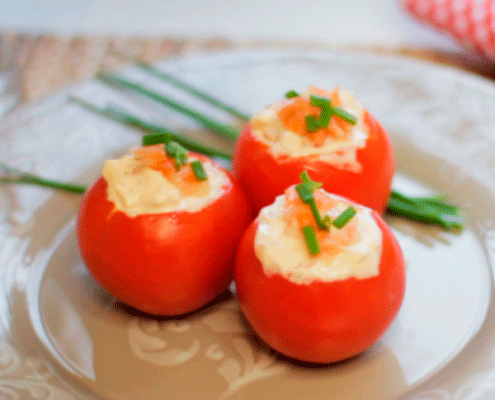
254,192,383,285
251,90,368,172
102,154,228,217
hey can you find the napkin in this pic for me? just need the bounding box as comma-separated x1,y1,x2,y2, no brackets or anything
403,0,495,61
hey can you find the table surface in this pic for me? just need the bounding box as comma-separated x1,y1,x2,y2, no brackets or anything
0,0,493,105
0,0,460,49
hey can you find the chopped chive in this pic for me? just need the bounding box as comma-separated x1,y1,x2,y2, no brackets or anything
318,105,333,128
296,182,329,230
333,107,357,125
306,95,334,131
309,95,333,128
296,183,314,203
300,170,322,191
309,95,331,109
309,201,330,230
191,160,208,181
305,115,320,132
302,225,320,255
285,90,300,99
175,152,188,170
165,141,189,170
332,206,357,229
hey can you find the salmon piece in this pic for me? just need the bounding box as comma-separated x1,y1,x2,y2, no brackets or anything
277,87,354,145
132,144,210,197
277,97,317,136
132,144,174,176
284,186,359,255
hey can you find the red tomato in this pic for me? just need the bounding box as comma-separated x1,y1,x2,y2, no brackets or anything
234,201,405,364
232,109,395,215
77,153,251,316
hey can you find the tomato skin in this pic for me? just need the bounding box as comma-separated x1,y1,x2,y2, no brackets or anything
234,212,405,364
231,111,395,215
76,159,251,316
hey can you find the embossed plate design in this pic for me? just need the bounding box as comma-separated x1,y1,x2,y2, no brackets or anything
1,49,495,399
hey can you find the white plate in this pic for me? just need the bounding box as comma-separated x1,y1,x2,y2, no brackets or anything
1,49,495,400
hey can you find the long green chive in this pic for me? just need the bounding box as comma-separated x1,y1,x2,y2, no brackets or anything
191,160,208,181
0,163,86,194
300,170,322,191
142,133,171,146
386,191,463,230
69,97,232,160
302,225,320,255
333,107,357,125
285,90,300,99
107,49,250,121
96,72,240,141
135,61,250,121
332,206,357,229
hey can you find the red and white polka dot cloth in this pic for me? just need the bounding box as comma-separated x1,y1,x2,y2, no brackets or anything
403,0,495,60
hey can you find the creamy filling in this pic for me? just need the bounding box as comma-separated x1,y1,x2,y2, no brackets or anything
251,90,368,172
102,154,228,217
254,192,382,284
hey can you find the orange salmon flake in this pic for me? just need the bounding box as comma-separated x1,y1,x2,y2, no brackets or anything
277,87,354,145
132,144,210,197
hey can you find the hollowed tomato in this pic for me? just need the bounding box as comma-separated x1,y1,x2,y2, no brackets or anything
232,103,395,215
234,201,405,364
77,152,251,316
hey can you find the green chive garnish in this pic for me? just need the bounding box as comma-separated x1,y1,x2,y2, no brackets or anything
333,107,357,125
306,95,333,132
166,141,189,170
302,225,320,255
295,182,329,230
318,105,333,128
300,170,323,191
309,201,330,230
285,90,300,99
332,206,357,229
296,182,314,203
305,115,320,132
309,95,331,109
304,95,357,132
191,160,208,181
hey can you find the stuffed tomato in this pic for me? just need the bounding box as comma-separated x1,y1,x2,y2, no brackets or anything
235,179,405,364
77,143,251,316
232,86,395,214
